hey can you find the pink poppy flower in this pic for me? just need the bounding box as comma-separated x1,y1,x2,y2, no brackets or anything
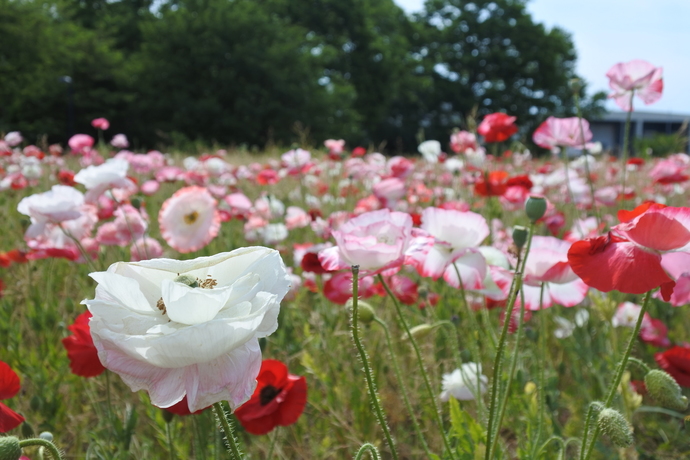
285,206,310,230
324,139,345,156
130,237,164,261
606,60,663,111
74,158,133,203
387,156,415,179
519,236,588,310
110,134,129,149
224,193,253,219
318,209,413,276
17,185,85,240
141,180,160,196
450,130,478,154
68,134,95,155
405,207,489,282
4,131,22,147
532,117,593,151
373,177,406,208
323,271,380,304
91,118,110,130
159,186,221,253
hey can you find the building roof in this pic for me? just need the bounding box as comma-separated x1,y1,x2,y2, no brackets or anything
594,110,690,123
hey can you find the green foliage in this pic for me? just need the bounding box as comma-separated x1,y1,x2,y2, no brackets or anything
0,0,598,151
635,130,689,158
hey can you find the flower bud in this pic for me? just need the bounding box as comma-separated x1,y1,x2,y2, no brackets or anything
39,432,53,442
0,436,21,460
404,324,435,341
173,274,199,288
21,421,34,438
569,78,584,94
130,197,143,209
162,408,175,423
346,299,376,324
645,370,689,412
512,226,528,249
525,195,547,222
597,408,633,448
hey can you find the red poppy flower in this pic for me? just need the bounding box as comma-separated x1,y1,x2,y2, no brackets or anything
351,147,367,157
57,170,77,186
234,360,307,435
0,361,24,432
474,171,509,197
655,346,690,387
568,205,690,300
300,252,329,274
477,113,518,143
62,311,106,378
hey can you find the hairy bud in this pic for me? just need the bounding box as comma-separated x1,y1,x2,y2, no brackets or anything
0,436,21,460
645,370,689,412
597,408,634,448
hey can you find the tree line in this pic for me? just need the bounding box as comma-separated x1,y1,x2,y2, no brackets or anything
0,0,604,152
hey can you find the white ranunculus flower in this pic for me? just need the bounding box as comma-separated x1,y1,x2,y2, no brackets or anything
83,247,291,412
440,362,488,402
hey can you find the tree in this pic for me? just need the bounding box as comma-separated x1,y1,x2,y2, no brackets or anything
412,0,599,145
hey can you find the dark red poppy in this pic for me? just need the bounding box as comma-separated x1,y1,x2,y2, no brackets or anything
62,311,106,378
301,252,329,274
477,113,518,143
474,171,509,197
627,157,645,166
0,361,24,433
655,346,690,387
235,360,307,435
57,170,77,186
505,174,533,190
5,250,27,264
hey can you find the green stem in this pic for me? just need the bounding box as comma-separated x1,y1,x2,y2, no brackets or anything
19,439,63,460
627,357,651,374
354,443,382,460
266,427,279,458
489,284,527,457
620,91,635,202
213,402,244,460
532,283,547,457
352,268,399,460
484,223,534,460
374,316,436,459
581,290,652,460
535,436,565,459
378,275,456,459
166,421,175,460
573,91,601,225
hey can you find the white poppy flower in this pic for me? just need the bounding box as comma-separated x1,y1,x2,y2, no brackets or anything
440,362,488,402
83,247,291,412
418,140,442,163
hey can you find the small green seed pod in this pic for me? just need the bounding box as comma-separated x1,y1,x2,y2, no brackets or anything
525,195,547,222
597,408,634,448
645,369,689,412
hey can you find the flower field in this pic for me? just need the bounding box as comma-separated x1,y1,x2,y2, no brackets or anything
1,60,690,460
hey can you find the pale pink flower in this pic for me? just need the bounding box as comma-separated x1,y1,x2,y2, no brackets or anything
606,60,663,111
285,206,311,230
17,185,86,239
91,118,110,130
4,131,23,147
110,134,129,149
450,131,477,154
612,301,652,328
141,180,161,196
224,193,253,219
387,156,415,179
74,158,133,203
324,139,345,155
130,237,164,261
158,186,221,253
406,207,489,283
519,236,588,310
282,148,312,169
533,117,593,151
68,134,95,154
318,209,413,276
373,177,406,208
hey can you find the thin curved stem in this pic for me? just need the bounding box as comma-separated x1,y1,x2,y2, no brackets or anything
266,427,279,458
354,443,382,460
581,290,652,460
213,402,244,460
19,439,63,460
374,316,436,459
535,436,565,459
352,268,399,460
166,420,175,460
531,283,547,458
485,223,534,460
378,275,456,459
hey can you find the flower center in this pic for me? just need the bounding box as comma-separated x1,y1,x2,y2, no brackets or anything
184,211,199,224
259,385,281,405
156,275,218,315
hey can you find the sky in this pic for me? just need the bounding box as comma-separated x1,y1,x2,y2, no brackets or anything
394,0,690,115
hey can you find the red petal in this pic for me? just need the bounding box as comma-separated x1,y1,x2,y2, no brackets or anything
568,234,672,294
0,402,24,433
276,375,307,426
0,362,20,400
616,212,690,251
656,347,690,387
617,202,666,223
